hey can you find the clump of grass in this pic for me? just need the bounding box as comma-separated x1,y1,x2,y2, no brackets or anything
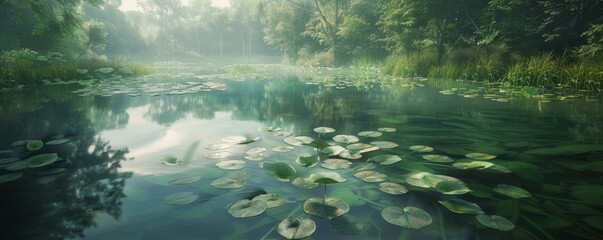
559,61,603,91
385,54,434,77
504,53,558,87
228,64,258,79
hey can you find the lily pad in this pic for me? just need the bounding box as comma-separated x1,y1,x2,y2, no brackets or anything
227,199,267,218
292,177,319,189
358,131,383,138
333,135,359,144
272,145,295,153
0,172,23,184
252,194,285,208
26,140,44,151
204,143,231,150
381,206,433,229
370,141,399,149
422,154,453,163
160,157,181,165
379,182,408,195
377,127,397,132
245,147,266,155
216,160,246,170
439,198,484,215
296,154,319,168
5,161,28,171
26,153,59,168
354,170,387,183
353,163,376,172
313,127,335,134
330,215,365,235
409,145,434,153
306,171,346,184
406,172,467,191
259,126,281,132
465,152,497,160
277,217,316,239
370,155,402,165
284,136,314,146
164,192,198,205
476,214,515,231
244,154,266,161
453,161,494,170
303,197,350,219
321,159,352,170
221,135,260,144
494,184,532,199
346,143,380,153
169,172,203,185
435,181,471,195
321,145,346,156
204,152,230,159
211,177,246,189
264,162,297,182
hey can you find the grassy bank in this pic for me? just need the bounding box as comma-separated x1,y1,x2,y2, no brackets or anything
385,50,603,91
0,49,152,88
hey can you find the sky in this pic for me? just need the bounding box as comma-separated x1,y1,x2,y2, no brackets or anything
119,0,231,12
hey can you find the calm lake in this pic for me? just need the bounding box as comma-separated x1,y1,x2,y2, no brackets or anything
1,62,602,240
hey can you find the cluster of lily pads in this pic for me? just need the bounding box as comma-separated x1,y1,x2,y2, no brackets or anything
156,125,535,239
0,138,70,184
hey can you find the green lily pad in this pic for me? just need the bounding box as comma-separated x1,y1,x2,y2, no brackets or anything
405,172,467,191
5,161,28,171
306,171,346,184
277,217,316,239
453,161,494,170
296,154,319,168
244,154,265,161
465,153,497,160
381,206,433,229
204,152,230,159
321,159,352,170
284,136,314,146
0,172,23,184
358,131,383,138
439,198,484,215
435,181,471,195
164,192,198,205
26,153,59,168
272,145,295,153
333,135,359,144
211,172,250,189
476,214,515,231
169,172,203,185
216,160,246,170
494,184,532,199
313,127,335,134
377,127,397,132
353,163,376,172
379,182,408,195
338,150,362,159
422,154,453,163
330,215,365,235
370,155,402,165
227,199,267,218
292,177,319,189
264,162,297,182
26,140,44,151
246,147,266,155
160,157,181,165
354,170,387,183
204,143,231,150
252,193,285,208
321,145,346,156
409,145,434,153
303,197,350,219
346,143,380,153
370,141,399,149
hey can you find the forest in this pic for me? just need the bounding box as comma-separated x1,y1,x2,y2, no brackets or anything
1,0,602,90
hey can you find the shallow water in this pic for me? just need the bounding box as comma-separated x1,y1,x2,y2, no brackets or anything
1,64,602,240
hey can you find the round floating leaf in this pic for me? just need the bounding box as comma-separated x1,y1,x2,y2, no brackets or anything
46,139,70,145
306,171,346,184
379,182,408,195
221,136,248,143
259,126,281,132
26,153,59,168
353,163,376,172
244,154,265,161
164,192,198,205
0,172,23,184
264,162,297,182
227,199,267,218
370,155,402,165
439,198,484,215
354,170,387,183
333,135,359,144
296,154,319,168
405,172,466,190
252,194,285,208
169,172,203,185
381,206,433,229
26,140,44,151
370,141,399,149
225,171,252,181
272,145,294,153
465,153,497,160
338,150,362,160
313,127,335,134
409,145,434,153
284,136,314,146
274,131,294,137
321,145,346,156
358,131,383,138
346,143,380,154
435,181,471,195
494,184,532,199
377,127,397,132
216,160,246,170
5,161,28,171
246,147,266,155
292,177,319,189
422,154,453,163
211,177,245,189
453,161,494,170
160,157,181,165
303,197,350,219
204,143,231,150
330,215,365,235
476,214,515,231
204,152,230,159
321,159,352,170
277,217,316,239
